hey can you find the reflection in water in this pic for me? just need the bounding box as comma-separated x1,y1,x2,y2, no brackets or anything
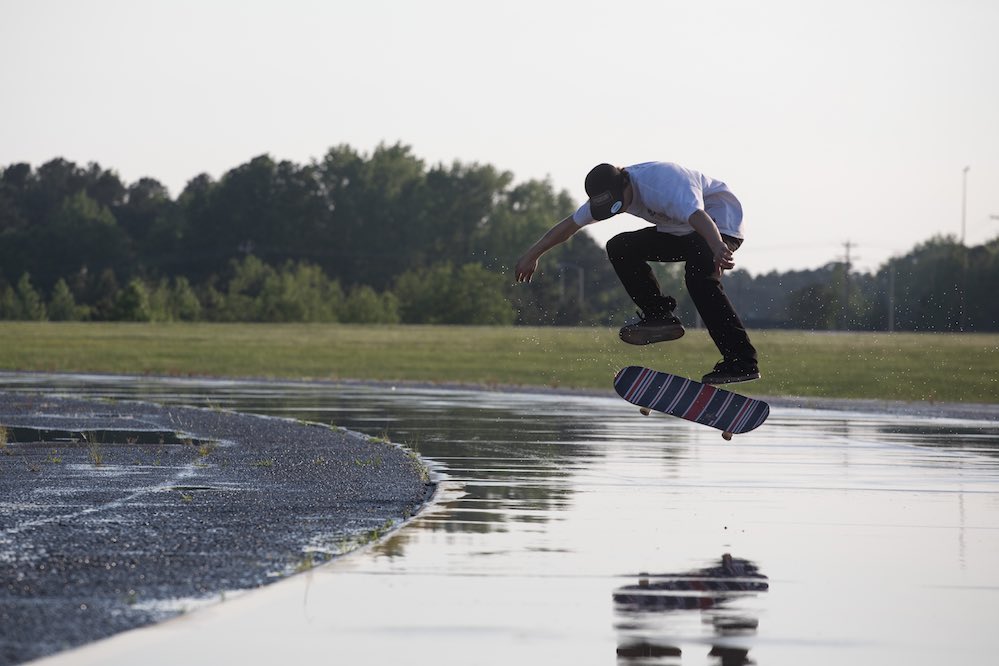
614,554,769,665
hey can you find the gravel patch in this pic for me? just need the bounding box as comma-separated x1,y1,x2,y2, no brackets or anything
0,392,434,666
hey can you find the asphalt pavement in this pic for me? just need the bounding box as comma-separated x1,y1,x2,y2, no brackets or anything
0,391,434,665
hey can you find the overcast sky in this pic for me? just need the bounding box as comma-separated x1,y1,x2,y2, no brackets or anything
3,0,997,274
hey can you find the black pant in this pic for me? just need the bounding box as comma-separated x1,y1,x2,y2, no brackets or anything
606,227,757,363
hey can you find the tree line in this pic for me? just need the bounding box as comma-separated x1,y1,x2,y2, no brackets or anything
2,145,997,331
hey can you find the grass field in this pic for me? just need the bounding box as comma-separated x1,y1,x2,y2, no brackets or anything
0,322,997,403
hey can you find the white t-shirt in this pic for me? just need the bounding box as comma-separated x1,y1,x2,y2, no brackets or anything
572,161,744,239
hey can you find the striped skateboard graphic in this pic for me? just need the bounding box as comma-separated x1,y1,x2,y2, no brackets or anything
614,366,769,437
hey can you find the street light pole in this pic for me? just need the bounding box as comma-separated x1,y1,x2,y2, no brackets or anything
961,166,970,245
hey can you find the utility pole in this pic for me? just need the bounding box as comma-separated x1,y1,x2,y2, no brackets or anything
841,240,855,330
959,166,970,331
887,260,895,333
961,166,970,245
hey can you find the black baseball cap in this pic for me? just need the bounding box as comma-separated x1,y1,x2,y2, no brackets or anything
585,163,629,220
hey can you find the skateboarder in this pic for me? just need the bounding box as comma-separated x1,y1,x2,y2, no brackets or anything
514,161,759,385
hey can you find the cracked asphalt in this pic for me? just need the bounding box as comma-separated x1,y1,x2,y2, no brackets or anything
0,391,434,665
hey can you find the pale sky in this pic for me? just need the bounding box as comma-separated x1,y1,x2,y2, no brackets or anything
2,0,998,274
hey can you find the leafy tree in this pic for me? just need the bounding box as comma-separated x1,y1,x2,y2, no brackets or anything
477,178,574,272
0,175,28,235
30,191,132,291
787,283,838,330
172,173,217,277
186,157,328,275
341,285,400,324
966,239,999,330
48,278,89,321
198,283,228,322
219,255,277,321
0,284,18,319
217,256,342,322
395,262,514,325
449,263,516,324
89,269,121,321
422,162,513,265
147,278,203,322
13,274,47,320
114,178,178,268
257,262,341,322
884,236,964,332
112,279,152,321
315,142,428,289
169,277,203,321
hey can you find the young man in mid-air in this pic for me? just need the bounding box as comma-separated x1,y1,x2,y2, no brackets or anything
514,161,759,385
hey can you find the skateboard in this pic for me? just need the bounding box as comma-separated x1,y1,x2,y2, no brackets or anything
614,366,769,439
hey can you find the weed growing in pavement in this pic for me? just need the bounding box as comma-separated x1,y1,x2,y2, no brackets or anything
0,426,9,455
358,519,395,546
295,551,316,573
197,440,218,457
82,432,103,466
406,448,431,483
367,433,391,446
354,455,383,468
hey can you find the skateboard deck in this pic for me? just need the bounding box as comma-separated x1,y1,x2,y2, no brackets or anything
614,366,769,436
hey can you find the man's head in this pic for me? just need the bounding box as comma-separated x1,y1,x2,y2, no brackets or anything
585,163,629,220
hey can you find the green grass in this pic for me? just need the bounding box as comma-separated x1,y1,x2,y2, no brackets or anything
0,322,996,403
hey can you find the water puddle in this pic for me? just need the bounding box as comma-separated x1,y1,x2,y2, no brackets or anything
2,425,213,448
4,373,999,665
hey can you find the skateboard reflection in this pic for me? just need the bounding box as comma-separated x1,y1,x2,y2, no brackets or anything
613,554,768,664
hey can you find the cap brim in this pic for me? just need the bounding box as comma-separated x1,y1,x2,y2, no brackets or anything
589,190,624,221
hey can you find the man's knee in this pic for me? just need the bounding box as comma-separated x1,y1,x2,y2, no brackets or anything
685,264,721,294
606,231,637,262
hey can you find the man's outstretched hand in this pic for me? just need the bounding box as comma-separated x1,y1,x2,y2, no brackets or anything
515,255,538,283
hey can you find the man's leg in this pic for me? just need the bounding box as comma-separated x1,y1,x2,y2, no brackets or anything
681,234,759,382
606,227,684,317
606,228,690,345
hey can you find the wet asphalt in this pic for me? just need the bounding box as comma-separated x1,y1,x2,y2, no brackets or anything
0,391,434,665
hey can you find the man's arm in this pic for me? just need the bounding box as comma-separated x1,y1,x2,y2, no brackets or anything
688,209,735,273
514,216,581,282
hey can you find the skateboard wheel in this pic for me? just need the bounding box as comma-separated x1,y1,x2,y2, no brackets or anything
639,407,651,416
722,431,733,441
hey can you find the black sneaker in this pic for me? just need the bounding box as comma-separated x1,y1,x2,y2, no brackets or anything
702,359,761,385
619,311,685,345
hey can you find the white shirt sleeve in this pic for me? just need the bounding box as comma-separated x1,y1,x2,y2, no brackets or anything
571,201,596,226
